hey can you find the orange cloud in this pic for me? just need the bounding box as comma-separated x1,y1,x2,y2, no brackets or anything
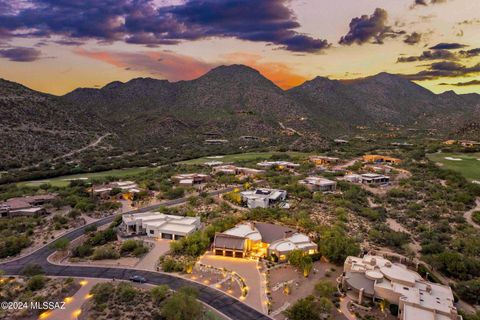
73,48,306,89
221,52,308,89
74,48,127,68
73,48,213,81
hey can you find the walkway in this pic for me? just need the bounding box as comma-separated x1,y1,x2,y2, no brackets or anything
47,278,105,320
464,198,480,229
338,296,356,320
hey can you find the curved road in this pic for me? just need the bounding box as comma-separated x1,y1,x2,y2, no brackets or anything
0,188,271,320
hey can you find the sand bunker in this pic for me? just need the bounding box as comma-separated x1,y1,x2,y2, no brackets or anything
444,157,463,161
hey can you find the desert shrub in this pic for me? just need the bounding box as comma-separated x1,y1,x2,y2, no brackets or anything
27,275,47,291
0,235,32,258
116,282,137,302
92,245,120,260
91,282,115,306
120,240,149,257
21,264,44,277
72,243,93,258
151,285,170,305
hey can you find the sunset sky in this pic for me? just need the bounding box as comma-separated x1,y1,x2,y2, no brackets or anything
0,0,479,95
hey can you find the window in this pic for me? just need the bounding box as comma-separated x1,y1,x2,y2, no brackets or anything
149,230,154,234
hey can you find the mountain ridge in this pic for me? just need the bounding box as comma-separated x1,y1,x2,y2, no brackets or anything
1,64,480,172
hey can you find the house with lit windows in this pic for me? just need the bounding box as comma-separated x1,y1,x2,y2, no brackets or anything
342,255,462,320
213,222,317,260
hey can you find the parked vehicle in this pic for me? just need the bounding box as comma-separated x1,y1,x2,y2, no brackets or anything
129,275,147,283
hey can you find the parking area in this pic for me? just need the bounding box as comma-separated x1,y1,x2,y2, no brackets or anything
199,253,267,314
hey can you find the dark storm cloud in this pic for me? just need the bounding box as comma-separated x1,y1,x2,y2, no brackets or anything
0,47,41,61
458,48,480,58
429,43,467,50
439,80,480,86
54,39,85,46
402,61,480,80
404,32,422,45
397,50,456,62
414,0,428,5
339,8,403,45
458,18,480,25
430,61,464,71
0,0,330,53
412,0,448,7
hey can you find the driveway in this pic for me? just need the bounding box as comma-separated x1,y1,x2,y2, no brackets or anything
199,253,267,314
135,239,171,270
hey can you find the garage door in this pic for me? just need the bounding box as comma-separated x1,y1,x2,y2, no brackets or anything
234,252,243,258
224,250,233,257
215,249,223,256
161,233,173,240
174,235,184,240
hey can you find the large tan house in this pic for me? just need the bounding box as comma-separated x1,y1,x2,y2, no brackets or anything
171,173,211,186
0,194,56,218
363,155,401,165
213,222,317,261
342,255,462,320
299,176,337,192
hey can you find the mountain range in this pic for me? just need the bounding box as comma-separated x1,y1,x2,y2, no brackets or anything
1,64,479,173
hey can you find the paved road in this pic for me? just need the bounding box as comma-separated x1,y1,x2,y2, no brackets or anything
0,188,272,320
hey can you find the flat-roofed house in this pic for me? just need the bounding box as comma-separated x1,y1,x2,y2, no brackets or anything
212,165,265,177
0,194,56,218
121,212,201,240
212,165,237,175
92,181,142,200
361,173,390,185
240,188,287,208
171,173,211,187
257,161,300,170
309,156,340,166
299,176,337,192
213,222,317,260
344,174,362,183
363,155,401,165
342,255,462,320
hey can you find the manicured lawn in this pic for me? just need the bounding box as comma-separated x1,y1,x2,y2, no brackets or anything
178,151,313,165
428,152,480,181
18,167,154,188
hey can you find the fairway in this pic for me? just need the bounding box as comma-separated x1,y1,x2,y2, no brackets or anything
178,151,312,165
428,152,480,181
17,151,313,188
18,167,154,188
